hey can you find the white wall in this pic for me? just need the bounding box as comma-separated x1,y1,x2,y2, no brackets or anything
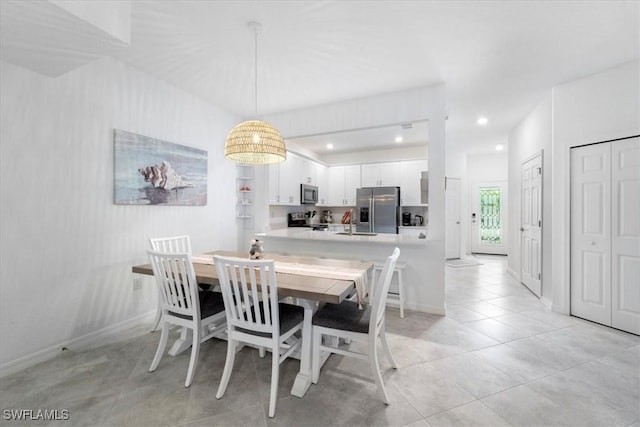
0,58,240,371
551,60,640,314
507,94,552,302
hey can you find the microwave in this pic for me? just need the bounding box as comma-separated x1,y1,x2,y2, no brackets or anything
300,184,318,204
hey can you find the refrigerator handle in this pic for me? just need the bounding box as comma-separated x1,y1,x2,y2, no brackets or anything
370,197,374,233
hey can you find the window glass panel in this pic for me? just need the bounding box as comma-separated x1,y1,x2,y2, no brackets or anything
480,187,501,244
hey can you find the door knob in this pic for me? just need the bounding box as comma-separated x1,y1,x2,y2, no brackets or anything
520,227,525,232
590,241,596,246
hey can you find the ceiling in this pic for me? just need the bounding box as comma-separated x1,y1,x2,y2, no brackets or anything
1,1,638,157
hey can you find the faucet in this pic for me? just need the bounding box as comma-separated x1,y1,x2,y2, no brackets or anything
348,208,354,235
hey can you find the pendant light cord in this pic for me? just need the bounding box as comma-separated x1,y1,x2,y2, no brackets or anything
254,23,258,117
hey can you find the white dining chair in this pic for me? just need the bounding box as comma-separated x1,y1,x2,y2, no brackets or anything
148,235,194,331
311,247,400,404
147,249,226,387
213,255,305,418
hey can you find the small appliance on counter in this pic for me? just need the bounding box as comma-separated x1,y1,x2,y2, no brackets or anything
402,212,412,226
287,212,309,227
288,211,327,231
413,214,424,226
322,210,333,223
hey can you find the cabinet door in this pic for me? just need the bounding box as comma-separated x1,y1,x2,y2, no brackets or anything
378,162,401,187
361,164,379,187
328,166,345,206
279,154,301,205
343,165,361,206
299,158,317,186
316,163,329,205
400,160,427,205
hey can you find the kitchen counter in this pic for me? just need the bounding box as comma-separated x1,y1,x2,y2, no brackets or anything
256,227,428,246
255,226,444,316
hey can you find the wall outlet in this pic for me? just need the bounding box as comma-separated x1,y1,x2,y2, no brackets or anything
133,278,142,291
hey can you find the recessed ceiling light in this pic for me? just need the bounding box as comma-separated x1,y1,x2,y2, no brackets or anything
477,116,488,126
326,143,334,150
496,144,504,151
395,136,403,143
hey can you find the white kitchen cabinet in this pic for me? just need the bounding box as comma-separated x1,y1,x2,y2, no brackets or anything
328,165,361,206
268,152,301,205
299,158,318,185
400,159,428,206
315,163,329,205
361,162,401,187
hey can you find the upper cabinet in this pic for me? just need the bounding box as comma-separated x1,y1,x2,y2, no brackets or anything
328,165,361,206
361,162,401,187
400,159,428,206
315,163,329,206
268,152,302,205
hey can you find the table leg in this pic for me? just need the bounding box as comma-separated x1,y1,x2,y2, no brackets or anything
291,299,314,397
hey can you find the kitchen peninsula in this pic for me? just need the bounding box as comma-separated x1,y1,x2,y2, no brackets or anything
256,228,445,315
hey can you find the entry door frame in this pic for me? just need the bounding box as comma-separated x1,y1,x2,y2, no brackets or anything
521,151,543,297
470,181,508,255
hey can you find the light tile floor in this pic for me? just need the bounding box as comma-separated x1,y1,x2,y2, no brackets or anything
1,255,638,426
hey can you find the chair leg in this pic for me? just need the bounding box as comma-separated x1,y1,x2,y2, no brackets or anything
268,346,280,418
184,326,200,387
216,339,237,399
379,324,397,369
151,304,162,332
149,321,169,372
368,338,390,405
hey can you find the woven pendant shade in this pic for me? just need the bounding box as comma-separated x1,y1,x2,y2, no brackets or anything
224,120,286,164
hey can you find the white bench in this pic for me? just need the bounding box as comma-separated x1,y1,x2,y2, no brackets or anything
371,261,407,318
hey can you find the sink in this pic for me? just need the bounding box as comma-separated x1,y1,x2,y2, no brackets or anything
335,232,378,236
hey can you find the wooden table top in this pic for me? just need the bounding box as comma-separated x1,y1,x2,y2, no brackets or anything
133,250,372,304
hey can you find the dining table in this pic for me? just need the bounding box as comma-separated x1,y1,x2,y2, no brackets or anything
132,250,372,398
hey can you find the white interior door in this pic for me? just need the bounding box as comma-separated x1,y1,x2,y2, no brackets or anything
470,181,508,255
611,137,640,334
445,177,461,259
570,143,612,326
521,154,542,297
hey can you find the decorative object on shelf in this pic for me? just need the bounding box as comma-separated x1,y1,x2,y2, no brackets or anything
249,239,264,259
114,129,207,206
224,21,286,165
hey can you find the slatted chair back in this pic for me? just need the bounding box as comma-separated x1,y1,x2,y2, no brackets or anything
147,249,200,322
214,256,280,340
149,235,192,253
369,247,400,336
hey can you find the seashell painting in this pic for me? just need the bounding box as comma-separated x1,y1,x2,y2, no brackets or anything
114,129,207,205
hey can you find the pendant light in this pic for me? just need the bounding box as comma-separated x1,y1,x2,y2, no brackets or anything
224,21,286,164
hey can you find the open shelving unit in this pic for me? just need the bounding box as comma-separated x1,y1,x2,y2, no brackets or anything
236,164,255,230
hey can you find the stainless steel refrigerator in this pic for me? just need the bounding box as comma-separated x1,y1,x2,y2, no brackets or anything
356,187,400,234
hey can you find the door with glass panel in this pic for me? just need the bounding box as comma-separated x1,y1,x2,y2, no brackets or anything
471,182,508,255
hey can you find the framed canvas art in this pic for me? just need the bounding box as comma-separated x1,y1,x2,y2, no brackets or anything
114,129,207,205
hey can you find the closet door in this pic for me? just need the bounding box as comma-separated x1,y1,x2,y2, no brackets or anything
570,143,611,326
611,137,640,334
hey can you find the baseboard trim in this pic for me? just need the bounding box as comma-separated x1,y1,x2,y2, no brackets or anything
506,267,521,281
0,311,156,377
540,296,553,309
